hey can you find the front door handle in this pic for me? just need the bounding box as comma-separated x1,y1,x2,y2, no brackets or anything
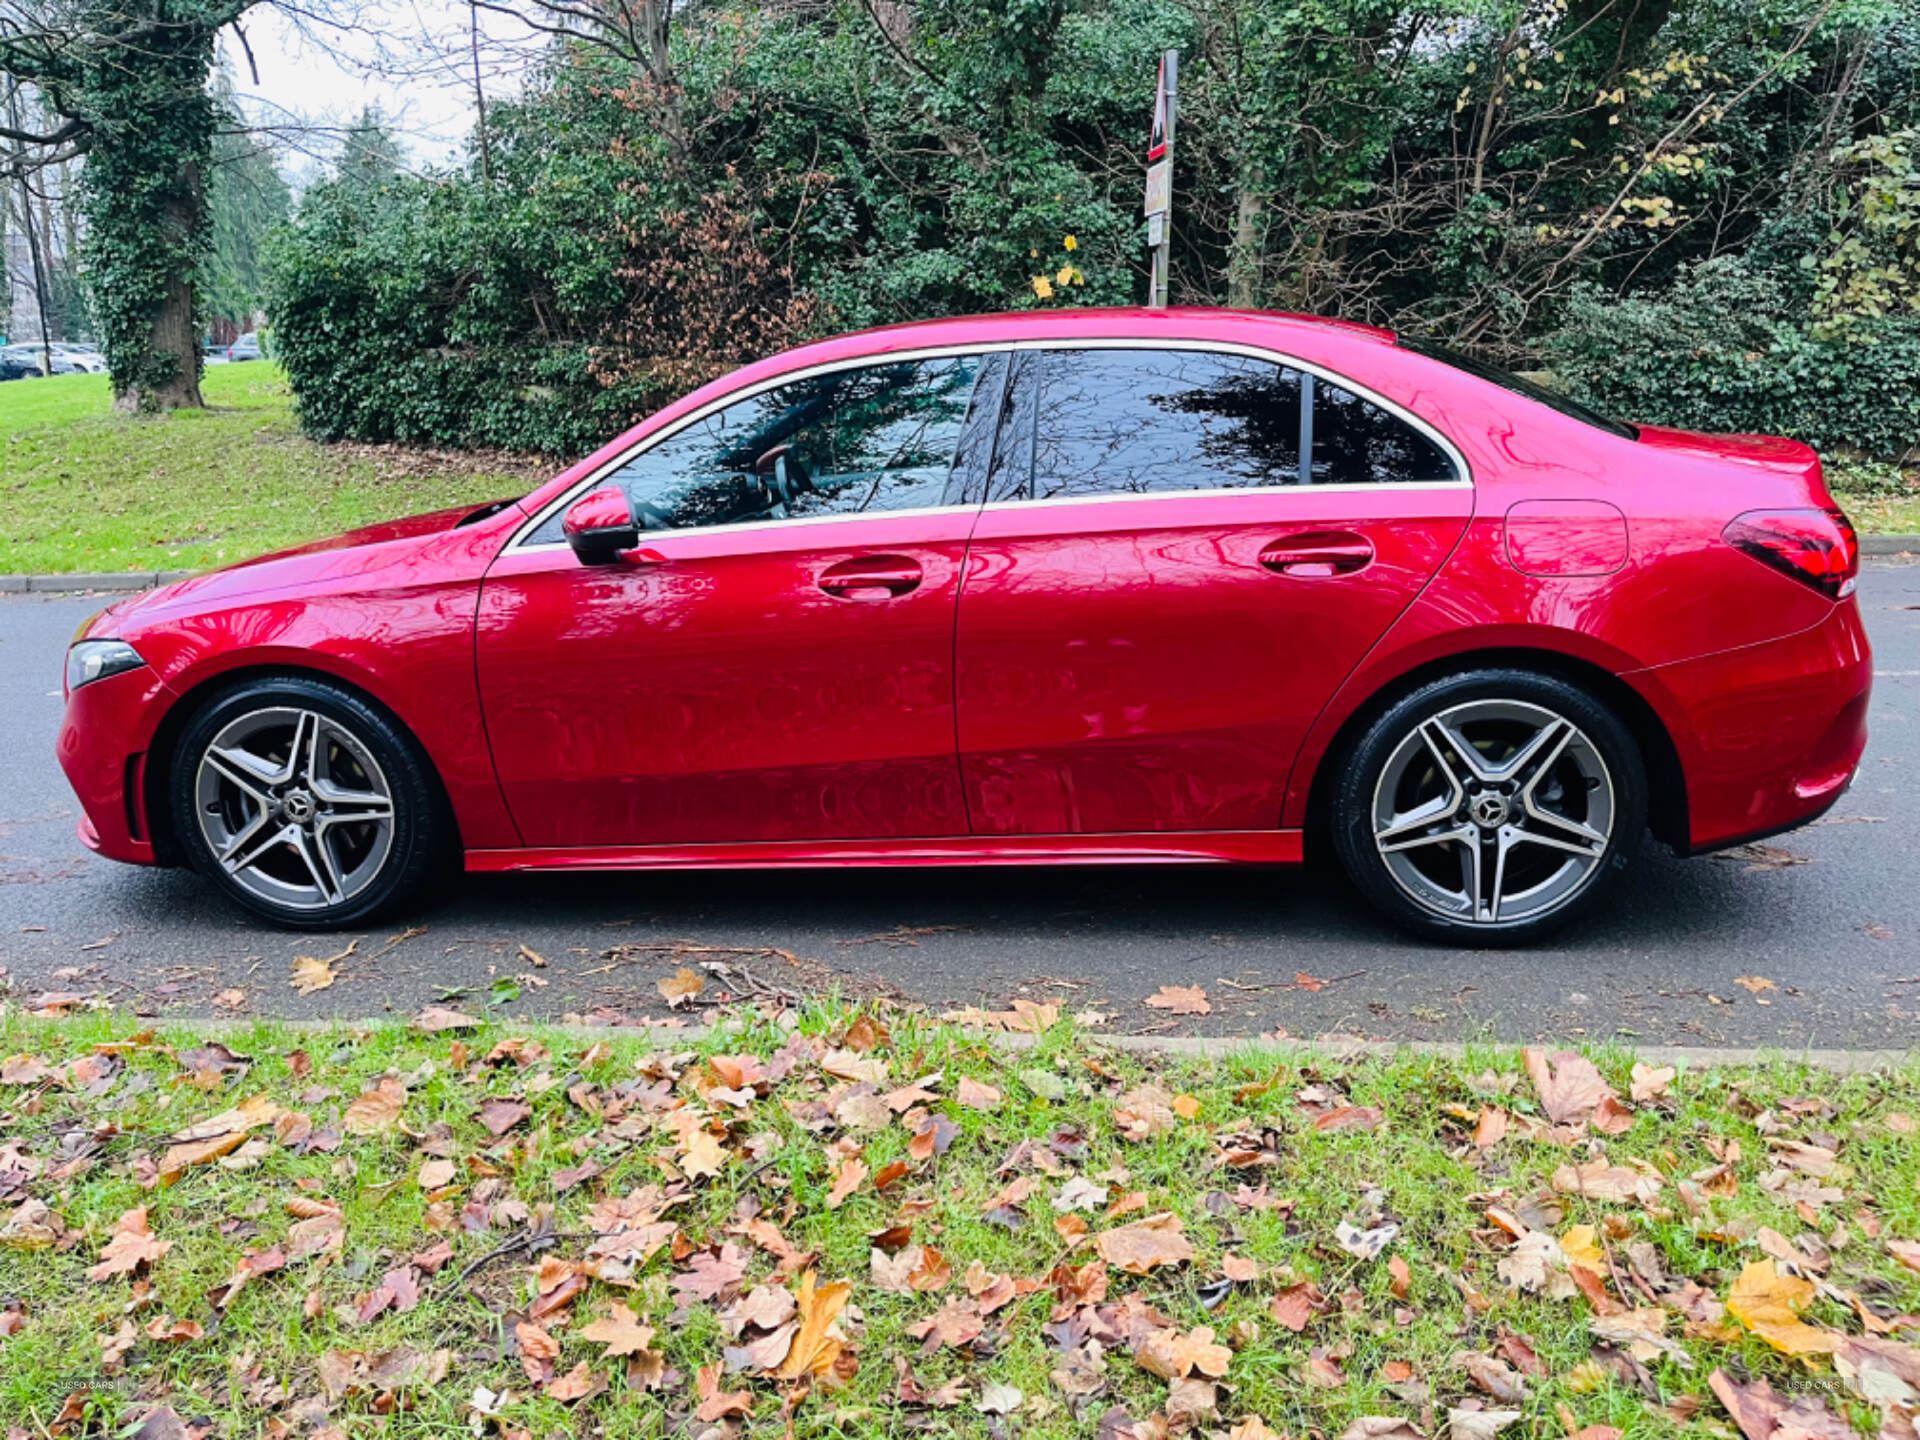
1258,531,1374,577
818,555,923,599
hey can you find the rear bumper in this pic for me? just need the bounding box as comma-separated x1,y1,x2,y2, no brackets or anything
1636,599,1872,854
56,665,177,866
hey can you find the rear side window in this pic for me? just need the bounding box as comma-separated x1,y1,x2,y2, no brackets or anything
1027,349,1304,500
1310,380,1459,485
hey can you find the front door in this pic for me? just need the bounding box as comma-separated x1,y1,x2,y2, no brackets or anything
478,351,1003,849
955,345,1473,836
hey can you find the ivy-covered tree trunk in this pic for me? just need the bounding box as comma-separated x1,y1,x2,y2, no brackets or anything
76,7,225,410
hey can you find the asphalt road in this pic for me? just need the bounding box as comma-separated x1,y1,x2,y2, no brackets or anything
2,565,1916,1048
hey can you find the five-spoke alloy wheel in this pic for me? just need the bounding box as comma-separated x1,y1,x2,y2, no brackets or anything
171,677,441,928
1331,670,1646,944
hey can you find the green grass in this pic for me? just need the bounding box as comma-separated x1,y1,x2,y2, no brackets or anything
1844,492,1920,537
0,1003,1916,1438
0,367,540,575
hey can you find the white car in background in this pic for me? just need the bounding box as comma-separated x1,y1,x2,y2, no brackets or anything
52,343,108,373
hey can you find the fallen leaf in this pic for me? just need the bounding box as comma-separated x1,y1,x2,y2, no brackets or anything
1726,1260,1838,1355
1523,1048,1620,1126
1550,1158,1661,1204
1138,1325,1233,1379
826,1156,867,1209
694,1362,753,1421
1709,1368,1855,1440
1734,976,1778,993
412,1006,480,1033
1338,1420,1425,1440
86,1208,170,1282
908,1297,986,1352
577,1303,658,1358
1095,1212,1193,1274
1629,1063,1676,1103
1449,1410,1523,1440
290,956,337,994
478,1097,532,1136
977,1381,1024,1415
1145,985,1210,1016
1336,1219,1400,1260
342,1077,406,1135
957,1077,1001,1111
659,968,705,1008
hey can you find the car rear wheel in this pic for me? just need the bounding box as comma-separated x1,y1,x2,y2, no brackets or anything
170,676,441,929
1330,669,1646,944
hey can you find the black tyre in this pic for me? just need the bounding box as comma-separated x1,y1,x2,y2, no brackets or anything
1329,668,1646,945
169,675,443,929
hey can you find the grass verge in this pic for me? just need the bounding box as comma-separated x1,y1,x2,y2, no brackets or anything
0,368,541,576
1,1002,1916,1439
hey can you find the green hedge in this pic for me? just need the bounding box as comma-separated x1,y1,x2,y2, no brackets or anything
1547,260,1920,461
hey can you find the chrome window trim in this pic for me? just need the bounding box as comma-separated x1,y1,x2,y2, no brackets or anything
504,336,1474,553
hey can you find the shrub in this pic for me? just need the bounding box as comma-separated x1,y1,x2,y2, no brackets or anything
1547,259,1920,461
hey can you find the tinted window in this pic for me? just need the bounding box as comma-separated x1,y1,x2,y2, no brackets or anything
534,355,984,540
1310,380,1458,485
1397,337,1637,439
1028,349,1304,500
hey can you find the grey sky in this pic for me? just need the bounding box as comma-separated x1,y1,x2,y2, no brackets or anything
218,0,528,178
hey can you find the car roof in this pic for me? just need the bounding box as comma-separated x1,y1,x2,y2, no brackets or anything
823,306,1395,350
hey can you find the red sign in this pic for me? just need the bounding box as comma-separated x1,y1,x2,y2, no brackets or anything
1148,55,1170,161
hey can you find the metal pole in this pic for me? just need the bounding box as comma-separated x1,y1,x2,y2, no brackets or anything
1150,49,1177,308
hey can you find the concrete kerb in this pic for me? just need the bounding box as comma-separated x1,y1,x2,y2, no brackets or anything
30,1008,1914,1076
0,570,196,594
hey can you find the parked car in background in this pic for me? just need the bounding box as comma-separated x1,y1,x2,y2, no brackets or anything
226,332,263,362
51,343,109,374
204,341,230,366
56,308,1870,942
0,344,81,375
0,353,36,381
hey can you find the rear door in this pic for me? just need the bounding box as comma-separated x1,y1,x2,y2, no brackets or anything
955,343,1473,836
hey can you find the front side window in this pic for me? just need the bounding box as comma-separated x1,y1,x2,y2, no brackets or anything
533,354,985,541
1027,349,1304,501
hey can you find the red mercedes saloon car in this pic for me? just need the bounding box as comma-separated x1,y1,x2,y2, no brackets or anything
58,309,1870,943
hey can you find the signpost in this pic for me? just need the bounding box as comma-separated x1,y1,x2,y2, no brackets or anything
1144,50,1177,308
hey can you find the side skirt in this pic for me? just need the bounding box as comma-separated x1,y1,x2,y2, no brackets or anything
465,830,1305,873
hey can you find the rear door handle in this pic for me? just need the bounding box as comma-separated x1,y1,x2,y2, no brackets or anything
1258,531,1374,577
818,555,923,599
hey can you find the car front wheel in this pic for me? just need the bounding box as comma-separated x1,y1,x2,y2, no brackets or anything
1330,669,1646,944
170,676,442,929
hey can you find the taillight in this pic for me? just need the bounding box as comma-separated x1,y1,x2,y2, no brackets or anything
1723,508,1859,600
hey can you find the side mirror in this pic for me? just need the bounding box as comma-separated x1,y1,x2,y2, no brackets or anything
562,486,640,566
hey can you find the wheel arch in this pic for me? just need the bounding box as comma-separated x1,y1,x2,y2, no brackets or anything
142,662,464,868
1299,646,1688,863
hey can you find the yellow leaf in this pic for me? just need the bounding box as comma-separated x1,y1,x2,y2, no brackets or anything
776,1271,851,1379
1063,235,1078,250
1726,1260,1839,1355
1032,275,1054,300
1560,1224,1604,1272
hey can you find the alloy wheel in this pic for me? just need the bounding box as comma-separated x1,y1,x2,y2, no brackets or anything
192,706,396,913
1370,698,1614,926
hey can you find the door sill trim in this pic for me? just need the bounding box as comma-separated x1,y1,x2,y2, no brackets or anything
465,830,1304,873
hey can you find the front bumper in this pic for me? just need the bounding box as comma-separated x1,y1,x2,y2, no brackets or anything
1636,598,1872,854
56,663,179,866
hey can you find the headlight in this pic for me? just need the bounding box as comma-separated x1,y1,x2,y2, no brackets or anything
66,639,147,693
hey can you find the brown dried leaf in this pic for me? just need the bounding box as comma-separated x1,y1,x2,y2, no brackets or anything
1144,985,1210,1016
1095,1212,1194,1275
